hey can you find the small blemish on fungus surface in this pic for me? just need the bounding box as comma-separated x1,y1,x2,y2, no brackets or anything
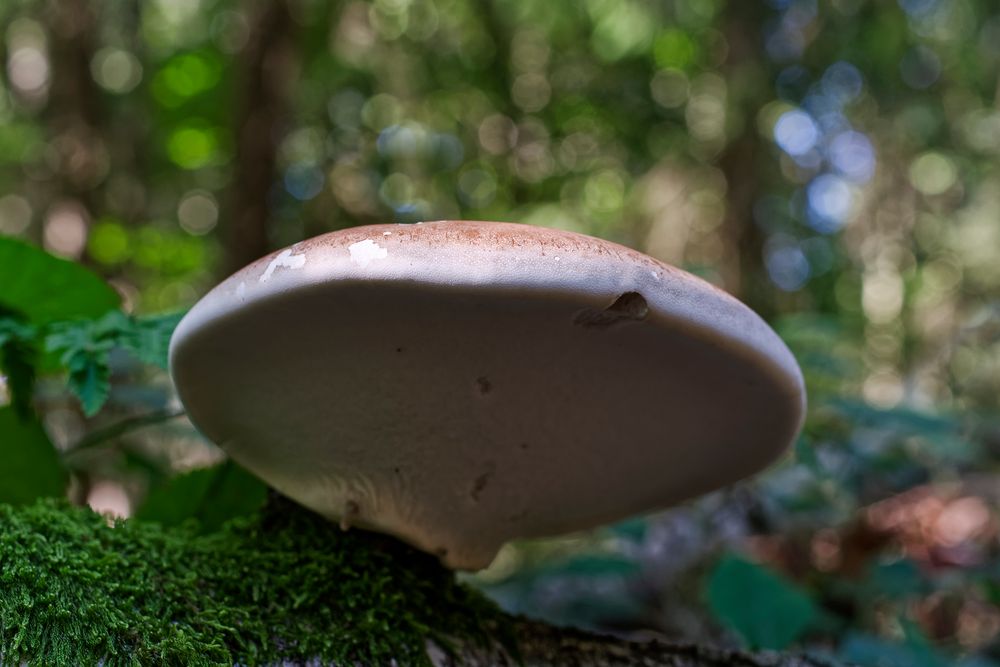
260,249,307,282
348,239,389,268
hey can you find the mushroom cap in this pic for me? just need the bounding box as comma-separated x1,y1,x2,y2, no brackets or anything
169,221,805,570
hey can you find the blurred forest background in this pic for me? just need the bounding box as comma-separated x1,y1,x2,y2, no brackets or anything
1,0,999,665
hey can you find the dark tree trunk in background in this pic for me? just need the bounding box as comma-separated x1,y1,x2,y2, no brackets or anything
224,0,296,275
43,0,102,222
718,1,774,319
42,0,105,506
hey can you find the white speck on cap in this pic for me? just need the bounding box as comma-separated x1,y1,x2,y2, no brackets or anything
260,248,306,282
348,239,389,268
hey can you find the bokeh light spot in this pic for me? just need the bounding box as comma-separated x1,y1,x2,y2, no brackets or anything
828,131,875,183
377,123,429,160
210,10,251,54
379,172,415,208
166,124,222,169
433,133,465,170
765,237,811,291
863,270,904,323
821,61,863,104
284,164,325,202
583,170,626,214
177,191,219,235
152,53,222,107
774,110,819,156
43,203,89,259
591,1,656,62
361,93,402,130
653,28,698,70
91,48,143,94
898,0,939,17
807,174,853,233
650,69,689,108
478,114,517,155
86,480,132,519
511,73,551,113
900,46,942,90
0,195,32,235
909,152,957,195
7,47,49,95
458,167,497,208
88,220,131,265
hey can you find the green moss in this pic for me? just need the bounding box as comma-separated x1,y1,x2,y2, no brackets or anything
0,497,510,666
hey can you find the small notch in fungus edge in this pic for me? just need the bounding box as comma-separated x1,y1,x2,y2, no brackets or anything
572,291,649,328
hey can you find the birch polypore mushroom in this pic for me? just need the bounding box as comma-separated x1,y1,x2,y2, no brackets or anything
168,221,806,570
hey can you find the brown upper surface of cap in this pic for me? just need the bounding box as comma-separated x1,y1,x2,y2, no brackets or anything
169,220,806,569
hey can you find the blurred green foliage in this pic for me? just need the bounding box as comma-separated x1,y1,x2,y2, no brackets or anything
1,0,999,664
707,554,821,650
0,406,65,505
136,460,267,532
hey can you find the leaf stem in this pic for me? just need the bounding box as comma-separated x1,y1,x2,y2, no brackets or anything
67,408,187,453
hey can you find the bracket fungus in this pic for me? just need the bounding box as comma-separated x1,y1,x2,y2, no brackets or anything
169,221,806,570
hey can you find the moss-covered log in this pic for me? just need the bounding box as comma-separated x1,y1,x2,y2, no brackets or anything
0,498,843,666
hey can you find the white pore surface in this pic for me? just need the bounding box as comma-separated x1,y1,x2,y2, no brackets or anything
169,221,805,569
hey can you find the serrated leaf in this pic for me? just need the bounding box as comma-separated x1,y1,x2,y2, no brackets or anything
91,309,132,336
40,310,182,416
45,316,120,416
65,352,111,417
121,311,185,369
0,406,67,504
137,460,268,532
707,554,819,650
0,235,119,325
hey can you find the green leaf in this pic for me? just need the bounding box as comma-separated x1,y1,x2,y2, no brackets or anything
65,352,112,417
865,559,927,600
706,554,820,650
47,326,115,417
609,516,648,543
121,311,185,369
839,630,948,667
137,460,268,532
42,310,184,416
831,398,959,438
193,461,269,531
538,554,641,578
0,236,119,325
45,315,122,416
0,316,38,418
0,406,67,505
0,121,45,164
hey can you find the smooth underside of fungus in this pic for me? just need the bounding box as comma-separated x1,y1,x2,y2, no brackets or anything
169,220,806,570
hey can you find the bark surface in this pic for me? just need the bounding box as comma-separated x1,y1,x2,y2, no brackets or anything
0,497,845,667
436,619,844,667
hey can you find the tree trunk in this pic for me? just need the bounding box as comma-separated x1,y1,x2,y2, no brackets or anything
223,0,297,276
438,619,843,666
0,496,845,667
716,1,774,319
